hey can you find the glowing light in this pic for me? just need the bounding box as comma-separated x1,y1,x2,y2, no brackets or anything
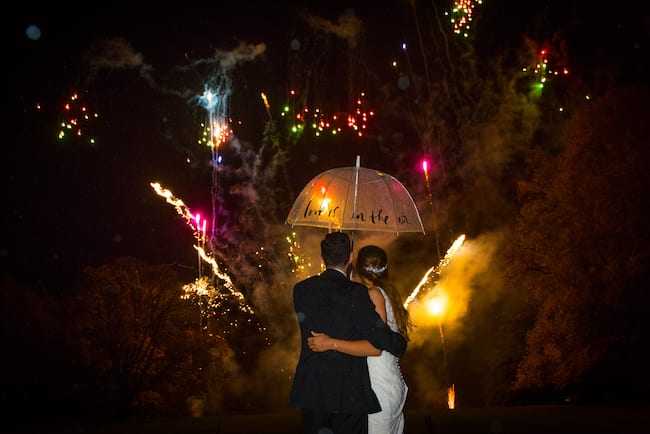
320,198,330,211
447,1,483,37
150,182,197,233
448,384,456,409
260,92,270,110
405,264,436,308
282,89,374,138
182,276,262,334
405,234,466,308
151,181,255,315
261,92,272,120
421,159,431,193
426,296,446,317
525,47,569,97
57,90,99,145
195,246,254,314
286,231,312,279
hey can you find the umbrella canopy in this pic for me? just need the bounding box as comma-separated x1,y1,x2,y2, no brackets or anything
286,156,425,235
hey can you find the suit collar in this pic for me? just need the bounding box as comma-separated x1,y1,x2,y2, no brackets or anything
327,266,347,276
321,268,349,280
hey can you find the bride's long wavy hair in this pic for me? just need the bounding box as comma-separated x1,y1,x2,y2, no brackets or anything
355,245,413,341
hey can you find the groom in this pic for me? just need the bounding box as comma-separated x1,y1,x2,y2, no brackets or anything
289,231,407,434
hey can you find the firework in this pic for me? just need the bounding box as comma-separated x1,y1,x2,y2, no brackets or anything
522,47,570,97
404,234,466,308
281,89,374,138
448,384,456,409
150,182,203,239
57,90,99,145
195,246,254,314
150,181,255,315
447,0,483,38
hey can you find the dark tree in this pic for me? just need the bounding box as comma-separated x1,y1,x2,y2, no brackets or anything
68,257,230,418
505,86,650,402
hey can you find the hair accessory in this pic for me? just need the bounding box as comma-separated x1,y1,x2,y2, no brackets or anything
363,265,387,274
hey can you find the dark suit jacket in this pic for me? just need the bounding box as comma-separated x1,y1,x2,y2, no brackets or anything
289,268,407,414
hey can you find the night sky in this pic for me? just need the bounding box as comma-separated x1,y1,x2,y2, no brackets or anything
5,2,647,289
7,4,412,290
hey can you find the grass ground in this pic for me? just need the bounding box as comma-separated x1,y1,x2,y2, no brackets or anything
7,404,650,433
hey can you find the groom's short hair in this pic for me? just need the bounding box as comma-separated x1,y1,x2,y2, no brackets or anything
321,232,350,267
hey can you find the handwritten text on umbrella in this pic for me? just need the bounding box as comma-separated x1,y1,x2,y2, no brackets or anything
303,199,411,226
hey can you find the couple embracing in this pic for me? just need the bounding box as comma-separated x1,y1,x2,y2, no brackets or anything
290,231,412,434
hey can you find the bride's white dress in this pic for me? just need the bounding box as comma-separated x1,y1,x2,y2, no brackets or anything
368,287,408,434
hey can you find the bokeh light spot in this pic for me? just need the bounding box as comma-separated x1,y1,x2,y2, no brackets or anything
25,24,41,41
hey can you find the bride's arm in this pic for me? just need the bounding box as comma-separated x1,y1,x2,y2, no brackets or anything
308,331,381,356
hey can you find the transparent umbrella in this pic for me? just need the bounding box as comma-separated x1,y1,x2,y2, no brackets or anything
286,156,425,237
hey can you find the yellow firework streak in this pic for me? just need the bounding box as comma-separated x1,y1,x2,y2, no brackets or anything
151,181,254,314
150,182,195,227
195,246,254,314
404,234,466,308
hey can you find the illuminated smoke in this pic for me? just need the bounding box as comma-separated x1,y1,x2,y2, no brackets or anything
405,234,466,308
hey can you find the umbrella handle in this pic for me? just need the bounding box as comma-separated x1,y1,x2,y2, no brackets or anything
351,155,360,249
